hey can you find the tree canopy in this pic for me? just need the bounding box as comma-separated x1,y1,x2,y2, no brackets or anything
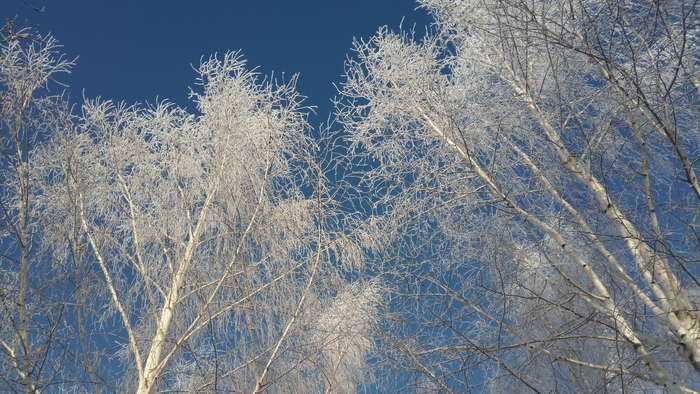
1,0,699,392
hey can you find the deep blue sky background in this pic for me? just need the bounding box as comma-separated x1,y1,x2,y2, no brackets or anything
2,1,431,123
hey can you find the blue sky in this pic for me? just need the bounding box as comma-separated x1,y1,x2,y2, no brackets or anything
2,1,431,123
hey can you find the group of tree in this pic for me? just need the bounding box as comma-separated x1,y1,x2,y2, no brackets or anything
1,0,698,392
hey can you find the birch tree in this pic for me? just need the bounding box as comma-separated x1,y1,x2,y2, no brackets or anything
33,51,381,393
336,0,700,391
0,26,379,391
0,29,75,392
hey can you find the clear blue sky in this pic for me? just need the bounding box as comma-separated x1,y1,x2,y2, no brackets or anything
2,1,431,122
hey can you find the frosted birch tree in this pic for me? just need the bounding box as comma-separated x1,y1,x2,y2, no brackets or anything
32,51,380,393
1,28,379,392
0,29,75,392
336,0,700,391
